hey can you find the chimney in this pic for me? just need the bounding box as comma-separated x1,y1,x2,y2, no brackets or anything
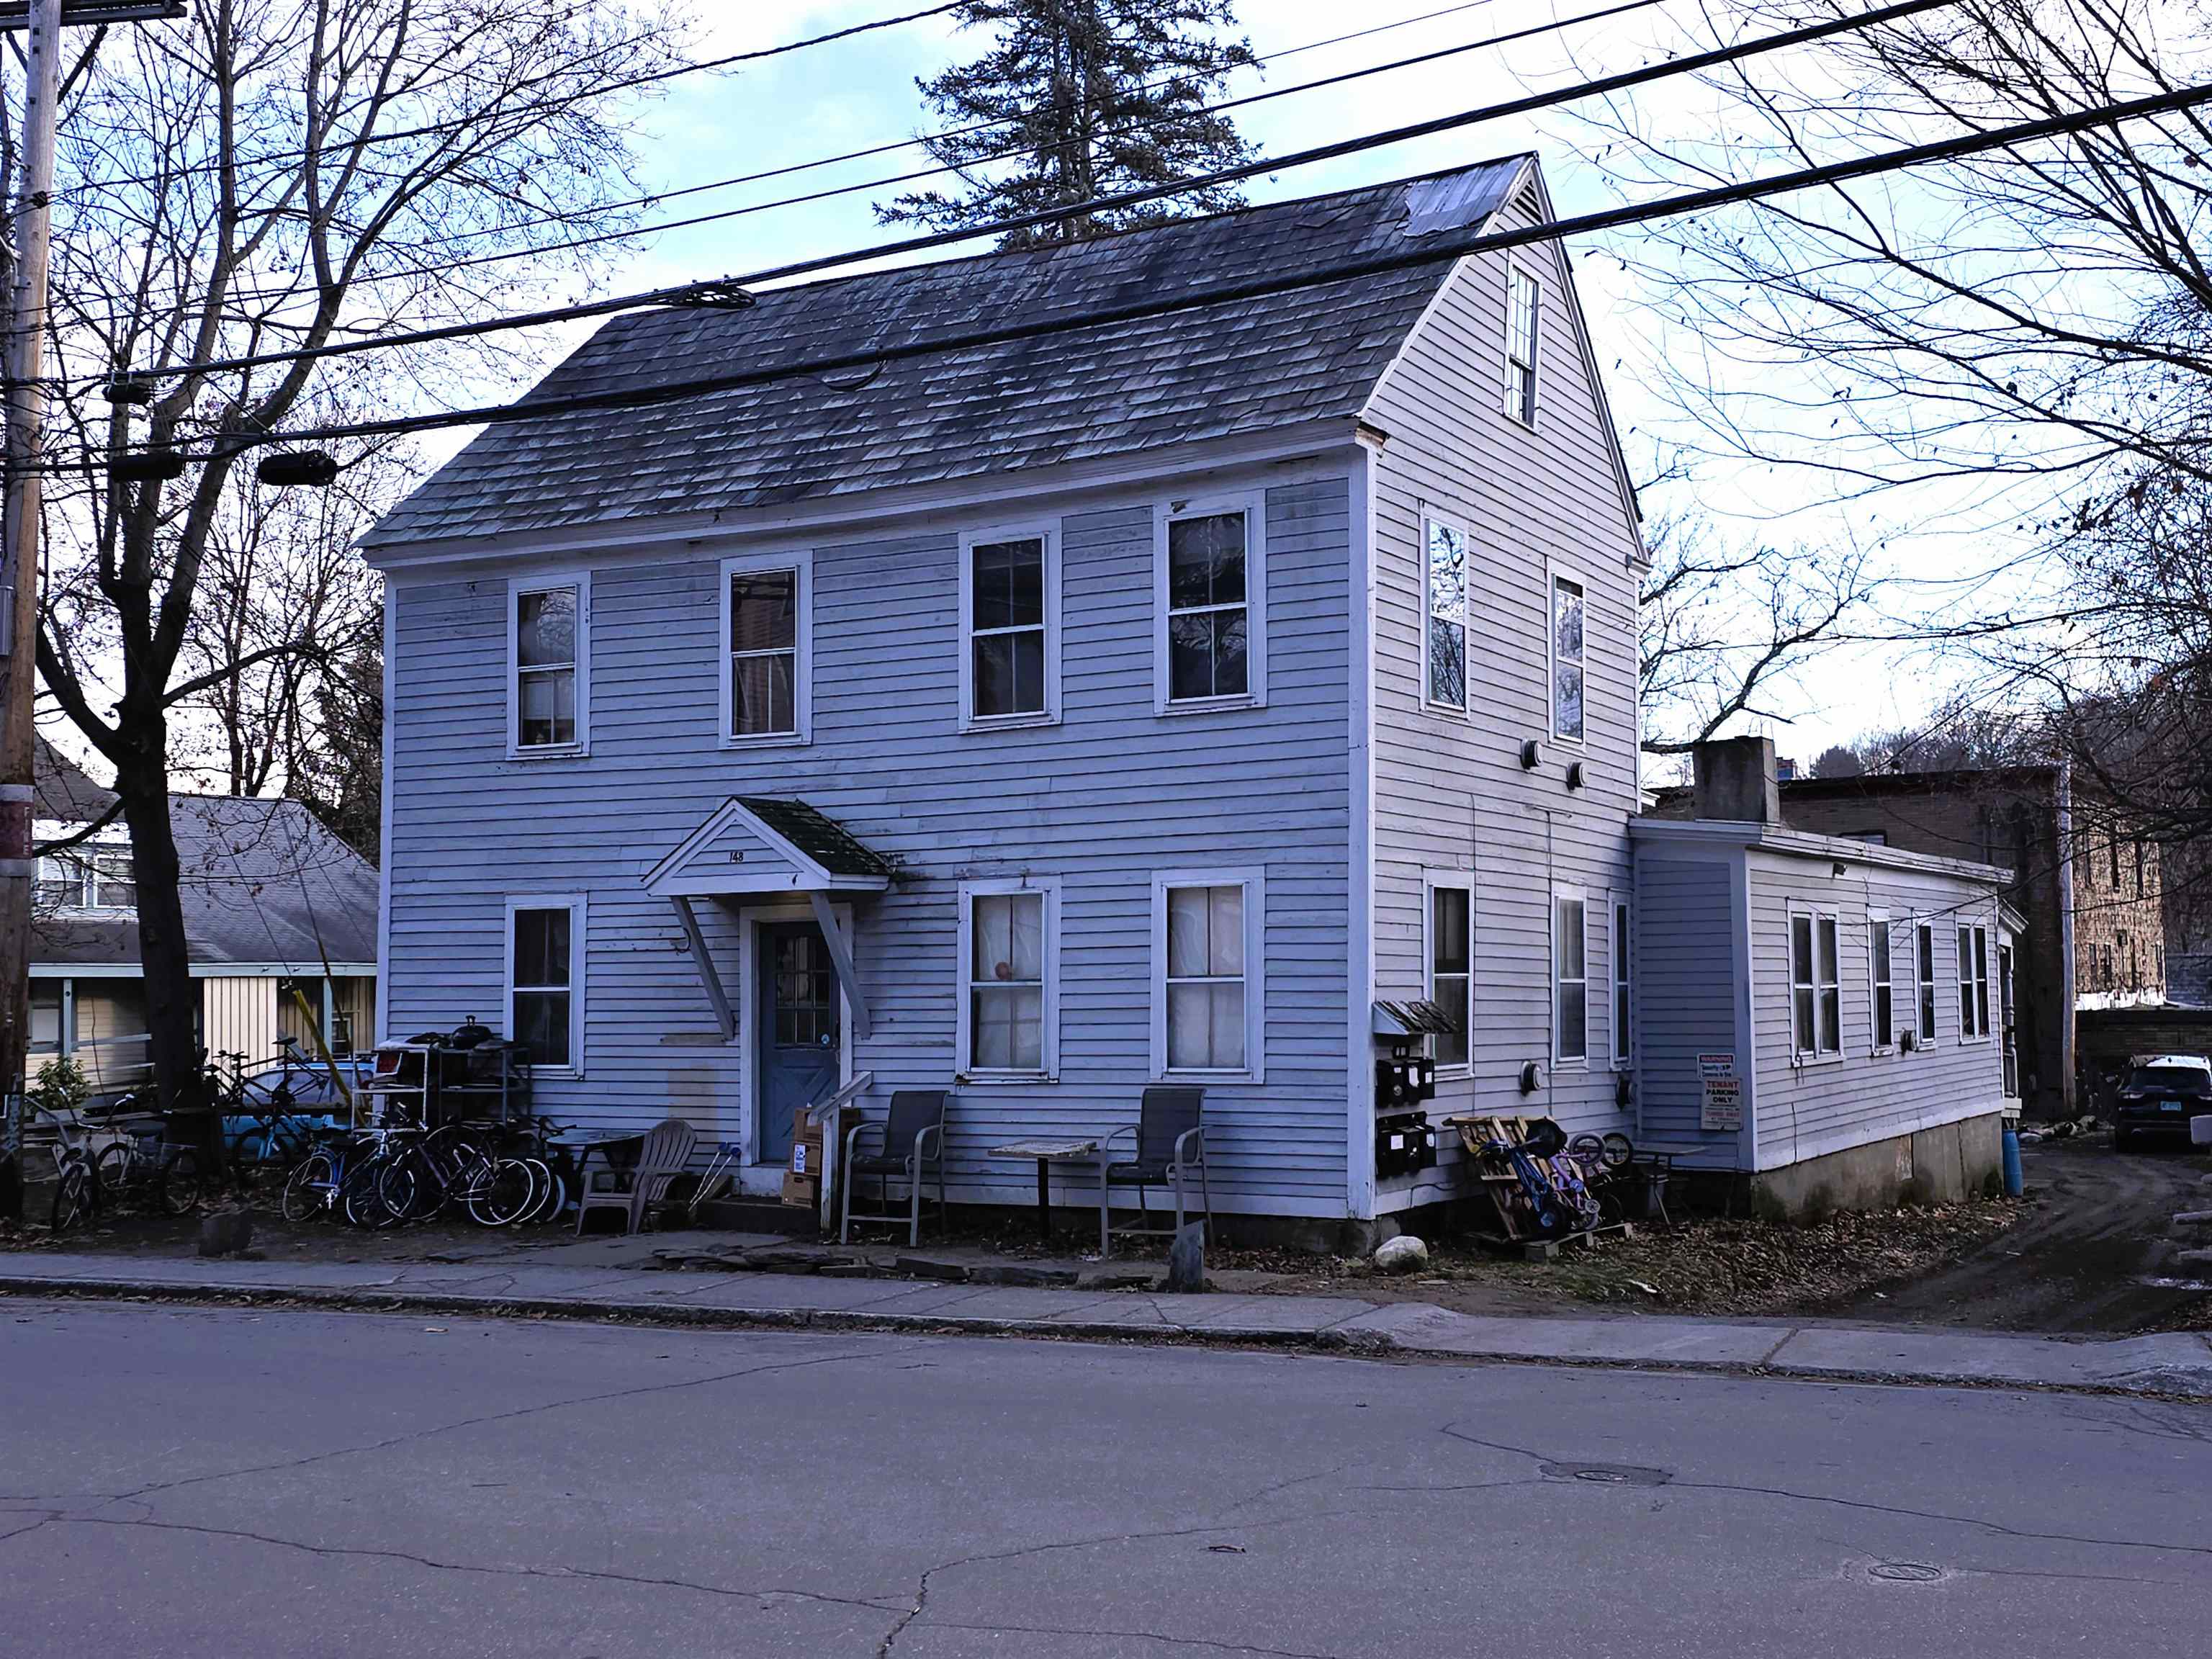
1692,736,1781,825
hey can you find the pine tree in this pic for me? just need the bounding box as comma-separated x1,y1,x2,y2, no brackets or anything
878,0,1259,248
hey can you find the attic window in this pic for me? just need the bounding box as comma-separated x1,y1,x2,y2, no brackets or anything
1506,266,1540,425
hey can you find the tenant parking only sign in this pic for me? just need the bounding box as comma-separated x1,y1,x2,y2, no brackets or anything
1698,1052,1743,1133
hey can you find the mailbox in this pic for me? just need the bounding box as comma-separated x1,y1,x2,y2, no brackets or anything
1375,1109,1437,1179
1376,1055,1437,1108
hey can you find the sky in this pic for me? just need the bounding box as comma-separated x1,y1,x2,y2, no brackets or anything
432,2,2033,763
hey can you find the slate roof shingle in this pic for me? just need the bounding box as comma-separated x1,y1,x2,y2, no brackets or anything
364,156,1533,550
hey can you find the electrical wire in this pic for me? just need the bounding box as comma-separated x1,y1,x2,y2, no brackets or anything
135,73,2212,461
50,0,971,199
60,0,1965,392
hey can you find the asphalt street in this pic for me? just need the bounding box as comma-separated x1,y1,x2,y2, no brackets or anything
1,1300,2207,1658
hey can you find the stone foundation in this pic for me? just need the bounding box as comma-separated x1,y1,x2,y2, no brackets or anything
1747,1113,2006,1221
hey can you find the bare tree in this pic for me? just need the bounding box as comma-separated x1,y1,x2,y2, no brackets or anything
1637,506,1877,756
29,0,688,1134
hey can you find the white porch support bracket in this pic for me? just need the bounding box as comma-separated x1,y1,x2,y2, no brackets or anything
807,889,872,1043
670,896,737,1042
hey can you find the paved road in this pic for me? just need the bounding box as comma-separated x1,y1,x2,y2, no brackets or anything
1833,1138,2210,1331
2,1301,2207,1657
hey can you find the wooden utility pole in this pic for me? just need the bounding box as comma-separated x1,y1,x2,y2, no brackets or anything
0,0,68,1208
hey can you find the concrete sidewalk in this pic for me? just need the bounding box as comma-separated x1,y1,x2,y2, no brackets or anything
6,1248,2211,1400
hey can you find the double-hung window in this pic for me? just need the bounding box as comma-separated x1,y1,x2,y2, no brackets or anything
1611,895,1632,1067
1506,266,1540,423
511,574,588,754
958,881,1058,1078
1158,500,1264,710
962,529,1058,727
1424,517,1469,711
1154,871,1264,1078
508,896,584,1074
1915,922,1938,1046
1869,913,1894,1051
1427,879,1472,1069
1790,910,1840,1058
1550,572,1585,742
1554,889,1588,1064
722,552,809,743
36,841,133,912
1959,924,1991,1040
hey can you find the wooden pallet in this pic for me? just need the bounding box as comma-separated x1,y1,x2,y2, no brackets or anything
1497,1220,1638,1262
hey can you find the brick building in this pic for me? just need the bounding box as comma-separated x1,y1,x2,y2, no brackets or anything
1651,764,2164,1119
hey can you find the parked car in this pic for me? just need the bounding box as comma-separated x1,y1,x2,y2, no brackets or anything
2112,1054,2212,1148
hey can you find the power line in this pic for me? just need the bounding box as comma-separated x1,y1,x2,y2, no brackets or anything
208,0,1666,300
64,0,1964,392
374,0,1534,260
53,1,969,199
148,75,2212,462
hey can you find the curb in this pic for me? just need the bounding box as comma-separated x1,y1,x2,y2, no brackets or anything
6,1272,2211,1401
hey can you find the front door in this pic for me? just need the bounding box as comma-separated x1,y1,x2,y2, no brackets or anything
1998,942,2019,1098
756,920,841,1165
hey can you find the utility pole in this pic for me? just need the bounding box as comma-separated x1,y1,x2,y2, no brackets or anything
0,0,69,1215
0,1,181,1215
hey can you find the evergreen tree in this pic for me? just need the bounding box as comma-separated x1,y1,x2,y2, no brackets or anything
878,0,1259,248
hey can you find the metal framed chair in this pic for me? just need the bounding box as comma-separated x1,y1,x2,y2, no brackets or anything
574,1117,697,1236
1095,1087,1209,1256
840,1090,948,1246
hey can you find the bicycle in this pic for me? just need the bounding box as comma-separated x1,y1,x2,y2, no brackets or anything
281,1127,413,1228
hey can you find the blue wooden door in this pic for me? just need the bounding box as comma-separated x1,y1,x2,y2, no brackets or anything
757,920,840,1165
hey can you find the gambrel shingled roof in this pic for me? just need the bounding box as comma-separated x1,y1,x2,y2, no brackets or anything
364,155,1537,550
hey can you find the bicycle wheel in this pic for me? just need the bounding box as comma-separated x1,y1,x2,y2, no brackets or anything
530,1164,570,1226
466,1159,537,1228
93,1142,133,1200
380,1147,441,1223
516,1158,559,1224
343,1156,409,1229
282,1152,336,1223
50,1160,96,1232
1599,1132,1635,1170
158,1147,205,1216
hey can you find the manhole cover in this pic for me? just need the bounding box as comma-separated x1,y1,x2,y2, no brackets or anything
1539,1461,1673,1488
1868,1562,1946,1583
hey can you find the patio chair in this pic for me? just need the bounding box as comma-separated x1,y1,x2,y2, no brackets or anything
574,1117,698,1236
1095,1087,1210,1256
840,1091,947,1246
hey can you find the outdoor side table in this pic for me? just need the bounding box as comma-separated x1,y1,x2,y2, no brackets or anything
988,1138,1101,1244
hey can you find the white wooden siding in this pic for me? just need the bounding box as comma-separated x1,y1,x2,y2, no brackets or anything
1745,850,2008,1170
202,977,277,1071
383,472,1354,1217
1359,189,1644,1208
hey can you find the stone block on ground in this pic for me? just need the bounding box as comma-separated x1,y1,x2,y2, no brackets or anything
197,1213,253,1258
1165,1221,1206,1292
1373,1235,1430,1274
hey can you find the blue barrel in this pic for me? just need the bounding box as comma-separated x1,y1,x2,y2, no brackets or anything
2001,1125,2025,1197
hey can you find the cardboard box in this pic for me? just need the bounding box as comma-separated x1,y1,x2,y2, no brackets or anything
781,1170,819,1209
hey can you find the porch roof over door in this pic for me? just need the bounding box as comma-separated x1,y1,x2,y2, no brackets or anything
643,796,894,899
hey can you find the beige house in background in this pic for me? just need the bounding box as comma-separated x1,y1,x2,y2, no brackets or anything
31,739,378,1092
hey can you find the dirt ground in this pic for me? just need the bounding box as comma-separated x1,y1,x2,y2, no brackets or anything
7,1134,2207,1335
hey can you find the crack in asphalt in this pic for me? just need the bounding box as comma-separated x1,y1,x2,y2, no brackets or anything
63,1514,907,1615
916,1616,1345,1657
94,1341,911,1510
1439,1420,2212,1561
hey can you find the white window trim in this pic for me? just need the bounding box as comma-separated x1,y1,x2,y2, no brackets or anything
719,549,812,748
954,877,1061,1083
1546,559,1588,748
1867,909,1896,1056
1150,868,1266,1082
1609,890,1632,1071
957,523,1061,732
1912,917,1938,1051
1423,870,1475,1078
504,893,586,1079
1153,493,1267,715
507,570,591,759
1552,884,1590,1068
1789,905,1845,1065
1505,261,1541,427
1958,922,1993,1045
1421,511,1471,716
32,822,135,915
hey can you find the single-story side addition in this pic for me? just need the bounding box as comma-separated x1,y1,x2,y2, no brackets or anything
1632,739,2020,1214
